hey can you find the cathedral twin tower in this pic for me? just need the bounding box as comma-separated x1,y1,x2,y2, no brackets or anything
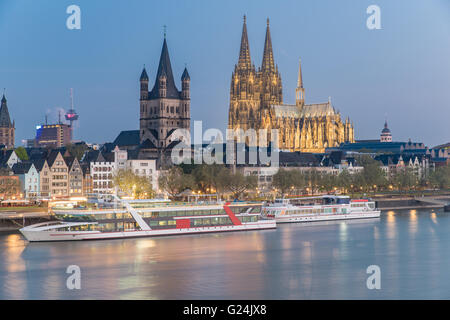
228,16,355,153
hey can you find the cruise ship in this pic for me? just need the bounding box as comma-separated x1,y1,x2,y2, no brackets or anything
262,195,380,223
20,197,276,242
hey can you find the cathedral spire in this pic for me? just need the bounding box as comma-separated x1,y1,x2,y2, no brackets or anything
238,15,252,70
261,18,275,73
295,58,305,106
297,58,303,88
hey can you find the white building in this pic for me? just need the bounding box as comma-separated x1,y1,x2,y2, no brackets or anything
113,146,159,192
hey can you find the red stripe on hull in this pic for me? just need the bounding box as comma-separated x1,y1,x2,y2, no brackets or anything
223,203,242,225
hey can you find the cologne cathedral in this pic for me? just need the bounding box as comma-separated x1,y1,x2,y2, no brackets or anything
227,17,355,153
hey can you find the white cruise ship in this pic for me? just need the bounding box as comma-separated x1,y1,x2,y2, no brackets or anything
20,197,276,242
262,195,380,223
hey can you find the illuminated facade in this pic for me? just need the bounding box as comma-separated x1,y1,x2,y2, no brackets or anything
35,123,72,148
228,17,355,153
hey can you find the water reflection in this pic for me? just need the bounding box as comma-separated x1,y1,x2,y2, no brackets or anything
1,209,449,299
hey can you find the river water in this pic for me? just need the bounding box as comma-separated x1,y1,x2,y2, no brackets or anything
0,208,449,299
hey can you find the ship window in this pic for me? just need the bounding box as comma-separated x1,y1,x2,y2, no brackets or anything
159,220,167,226
168,220,176,225
211,217,219,225
202,218,211,225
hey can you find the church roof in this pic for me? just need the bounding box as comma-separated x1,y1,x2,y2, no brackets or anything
272,101,336,118
113,130,140,147
0,94,13,128
12,162,33,175
149,38,181,99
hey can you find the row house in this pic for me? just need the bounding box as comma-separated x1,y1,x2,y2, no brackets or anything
11,162,39,199
66,157,83,196
81,163,93,196
47,150,69,198
84,150,115,194
33,159,51,198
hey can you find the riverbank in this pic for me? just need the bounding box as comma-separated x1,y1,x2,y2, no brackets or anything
374,195,450,211
0,211,51,232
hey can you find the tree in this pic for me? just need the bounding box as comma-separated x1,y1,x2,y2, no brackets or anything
337,169,353,193
429,165,450,190
272,168,297,196
158,167,195,198
390,167,417,191
65,143,89,160
305,169,322,195
224,171,257,199
113,169,155,199
355,155,387,191
15,147,29,161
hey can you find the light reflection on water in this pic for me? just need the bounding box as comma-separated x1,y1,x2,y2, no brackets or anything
1,209,450,299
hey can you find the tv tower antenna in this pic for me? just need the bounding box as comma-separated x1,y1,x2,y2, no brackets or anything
65,88,79,138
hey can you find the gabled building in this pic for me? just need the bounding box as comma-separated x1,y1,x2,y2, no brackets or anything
47,150,69,198
84,150,115,194
12,162,39,199
66,157,83,196
33,159,51,198
0,149,20,169
81,163,93,196
0,94,15,149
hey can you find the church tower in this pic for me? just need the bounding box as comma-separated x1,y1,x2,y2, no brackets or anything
139,35,190,161
228,15,260,138
0,93,15,149
258,18,282,109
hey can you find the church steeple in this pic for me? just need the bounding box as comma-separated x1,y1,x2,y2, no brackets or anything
0,93,12,128
237,15,252,70
261,18,275,74
150,37,180,99
296,58,305,106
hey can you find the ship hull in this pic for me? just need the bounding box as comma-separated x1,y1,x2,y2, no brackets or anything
20,220,276,242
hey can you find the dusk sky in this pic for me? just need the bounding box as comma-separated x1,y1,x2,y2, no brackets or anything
1,0,449,147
